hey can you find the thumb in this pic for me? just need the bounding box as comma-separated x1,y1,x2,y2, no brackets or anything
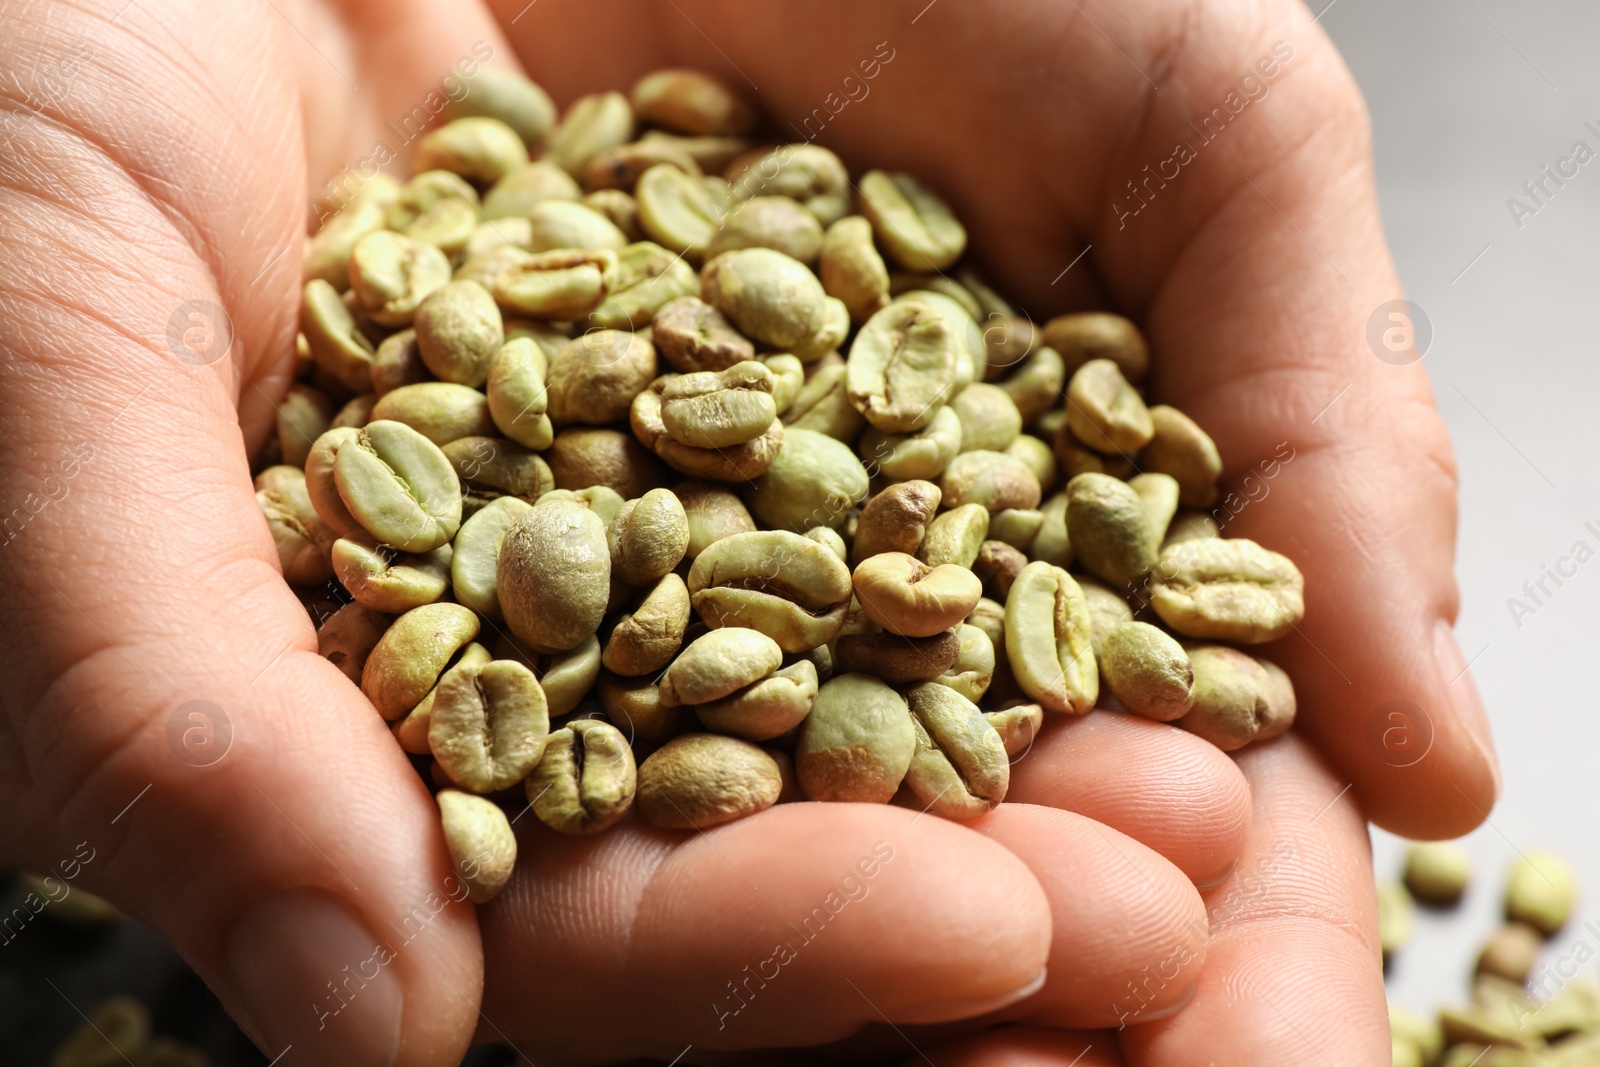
0,10,480,1067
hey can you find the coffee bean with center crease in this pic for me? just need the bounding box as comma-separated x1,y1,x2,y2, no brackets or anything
527,719,638,835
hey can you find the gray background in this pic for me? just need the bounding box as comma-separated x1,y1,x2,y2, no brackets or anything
1325,0,1600,1016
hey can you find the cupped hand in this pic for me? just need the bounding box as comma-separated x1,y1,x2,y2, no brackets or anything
0,1,1271,1066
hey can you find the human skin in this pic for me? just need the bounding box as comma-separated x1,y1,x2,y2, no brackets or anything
0,0,1493,1065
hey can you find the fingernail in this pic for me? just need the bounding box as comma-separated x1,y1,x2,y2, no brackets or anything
226,888,402,1067
893,967,1048,1024
1434,620,1501,799
1195,858,1238,891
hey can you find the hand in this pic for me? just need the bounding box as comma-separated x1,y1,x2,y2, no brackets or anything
0,1,1251,1066
491,0,1498,1062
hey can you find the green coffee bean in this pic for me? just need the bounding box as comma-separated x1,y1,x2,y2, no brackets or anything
804,524,848,562
304,195,387,291
1150,537,1306,643
941,450,1042,513
1066,472,1155,589
857,170,966,271
853,479,941,563
845,298,960,432
694,659,818,742
1066,358,1153,454
1176,644,1296,751
1476,923,1543,983
450,496,535,619
998,344,1066,425
1029,492,1072,568
498,498,611,653
747,427,868,532
972,539,1028,600
255,465,335,585
1077,575,1133,660
528,200,629,252
687,529,853,652
934,623,996,704
852,552,983,638
1403,842,1473,906
762,353,805,415
585,138,700,192
437,789,517,904
394,643,493,756
631,69,755,136
1378,880,1416,958
493,248,619,319
859,404,963,482
332,536,451,614
1003,561,1098,714
527,719,638,835
675,481,757,561
333,420,462,552
361,602,480,720
483,160,581,218
796,673,915,803
660,361,778,447
546,426,671,499
984,703,1043,759
1129,472,1180,548
300,279,376,393
700,247,828,352
660,627,784,707
414,116,527,184
349,230,453,327
1144,405,1223,508
651,295,756,373
606,488,690,587
1043,311,1150,383
633,381,784,482
1100,622,1194,722
919,503,990,569
430,658,550,794
636,733,782,828
317,601,393,684
987,508,1044,553
370,381,496,445
485,338,553,450
834,630,962,684
904,682,1009,819
589,240,699,330
1505,850,1576,936
545,91,635,178
546,329,658,426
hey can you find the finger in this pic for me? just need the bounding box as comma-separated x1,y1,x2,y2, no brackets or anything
478,803,1052,1061
1007,712,1253,886
969,807,1208,1030
0,5,498,1065
1062,3,1498,835
923,1026,1124,1067
1119,733,1389,1066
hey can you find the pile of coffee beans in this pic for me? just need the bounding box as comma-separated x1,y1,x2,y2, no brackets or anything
262,67,1308,903
1383,845,1593,1065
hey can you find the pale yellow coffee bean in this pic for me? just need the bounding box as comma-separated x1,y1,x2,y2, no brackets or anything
588,240,699,330
370,381,497,446
545,91,635,177
687,529,853,652
1150,537,1305,643
1128,472,1180,548
853,479,941,563
1177,644,1296,750
631,381,784,483
334,420,463,552
918,503,990,569
637,163,724,258
393,642,493,757
450,496,535,619
349,230,453,328
660,361,778,448
819,215,890,322
998,344,1066,425
493,248,619,320
429,658,550,793
954,382,1023,454
746,427,868,532
1003,561,1098,714
675,481,757,561
851,551,982,638
903,681,1009,819
782,354,864,441
860,405,964,482
1505,850,1576,936
255,465,335,585
414,116,528,184
437,789,517,904
497,497,611,653
300,279,376,393
796,673,914,803
603,573,692,676
940,450,1042,513
985,702,1044,760
332,535,451,614
727,143,852,226
584,138,701,192
414,280,505,388
608,487,691,586
857,170,966,271
846,298,961,433
527,719,638,835
276,383,333,469
485,338,553,450
1066,358,1153,454
694,659,818,742
360,602,480,720
631,69,756,136
1077,575,1133,660
1099,621,1194,722
546,329,658,425
317,601,393,684
1144,405,1223,508
933,623,996,704
1065,472,1155,589
636,733,782,828
1043,311,1150,383
482,160,582,219
527,200,629,252
707,196,825,264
